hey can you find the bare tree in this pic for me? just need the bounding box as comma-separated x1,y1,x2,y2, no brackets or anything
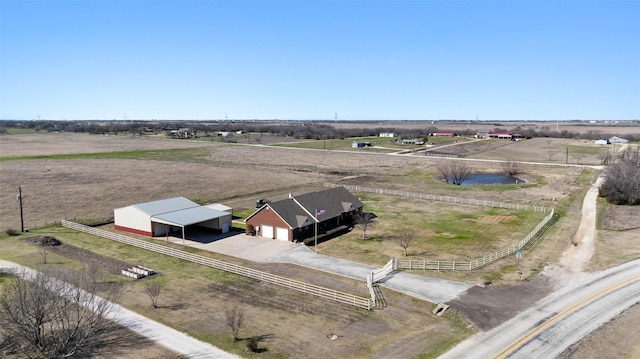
599,153,640,205
437,161,472,185
546,139,558,161
571,154,586,165
0,268,121,358
395,231,414,256
40,249,49,264
354,212,375,239
598,150,614,165
225,306,245,341
145,282,162,309
500,160,521,177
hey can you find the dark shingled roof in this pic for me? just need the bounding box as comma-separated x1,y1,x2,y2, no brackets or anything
257,187,363,229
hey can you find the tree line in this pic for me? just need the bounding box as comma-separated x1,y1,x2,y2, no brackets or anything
2,119,639,142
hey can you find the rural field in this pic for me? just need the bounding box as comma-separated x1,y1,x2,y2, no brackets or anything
1,129,639,358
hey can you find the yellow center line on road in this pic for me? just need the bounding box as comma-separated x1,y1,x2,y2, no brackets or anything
491,274,640,359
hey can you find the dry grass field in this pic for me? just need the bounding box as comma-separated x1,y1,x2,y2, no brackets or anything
331,119,640,137
1,130,638,358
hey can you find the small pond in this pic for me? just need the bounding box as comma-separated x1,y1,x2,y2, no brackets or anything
458,173,524,186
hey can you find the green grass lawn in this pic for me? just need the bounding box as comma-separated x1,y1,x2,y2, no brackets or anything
0,147,212,162
319,194,547,266
2,128,42,134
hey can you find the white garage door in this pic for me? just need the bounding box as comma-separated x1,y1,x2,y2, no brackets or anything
276,227,289,241
261,225,273,239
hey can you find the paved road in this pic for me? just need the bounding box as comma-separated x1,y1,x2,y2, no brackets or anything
439,172,640,358
266,246,472,304
439,259,640,359
0,260,241,359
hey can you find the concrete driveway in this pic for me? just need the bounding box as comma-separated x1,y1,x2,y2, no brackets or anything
158,232,301,262
160,232,472,303
266,246,473,303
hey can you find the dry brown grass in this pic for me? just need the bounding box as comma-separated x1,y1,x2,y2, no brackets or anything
1,130,637,358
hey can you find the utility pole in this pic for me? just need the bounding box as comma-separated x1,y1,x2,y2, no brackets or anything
17,186,24,232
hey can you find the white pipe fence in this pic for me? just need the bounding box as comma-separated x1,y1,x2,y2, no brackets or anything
62,220,373,310
395,209,555,271
326,184,549,213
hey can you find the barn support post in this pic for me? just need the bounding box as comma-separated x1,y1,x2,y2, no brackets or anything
166,224,168,242
182,226,185,245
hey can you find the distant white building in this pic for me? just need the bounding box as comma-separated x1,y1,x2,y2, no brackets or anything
594,139,608,145
609,136,629,144
401,139,425,145
379,132,398,138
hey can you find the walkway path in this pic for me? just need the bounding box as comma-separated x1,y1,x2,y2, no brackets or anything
0,260,241,359
265,246,472,303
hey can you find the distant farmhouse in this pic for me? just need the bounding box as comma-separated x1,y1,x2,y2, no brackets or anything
114,197,232,240
246,187,363,242
487,132,512,139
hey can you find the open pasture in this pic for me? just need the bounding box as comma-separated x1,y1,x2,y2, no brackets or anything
318,193,547,266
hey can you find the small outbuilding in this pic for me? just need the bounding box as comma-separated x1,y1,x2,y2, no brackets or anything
245,187,363,242
609,136,629,144
114,197,232,239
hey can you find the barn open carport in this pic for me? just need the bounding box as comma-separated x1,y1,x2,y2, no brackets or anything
114,197,233,241
151,206,232,242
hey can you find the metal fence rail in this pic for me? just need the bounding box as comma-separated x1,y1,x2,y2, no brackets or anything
396,209,555,271
62,220,373,310
327,184,549,213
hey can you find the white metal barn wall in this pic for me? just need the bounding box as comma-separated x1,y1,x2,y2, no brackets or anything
114,206,151,234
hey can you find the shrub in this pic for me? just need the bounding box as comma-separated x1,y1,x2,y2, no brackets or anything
246,337,258,353
38,236,61,246
5,228,18,236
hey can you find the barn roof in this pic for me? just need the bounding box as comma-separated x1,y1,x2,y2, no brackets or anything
117,197,231,227
205,203,233,212
129,197,199,216
152,207,230,227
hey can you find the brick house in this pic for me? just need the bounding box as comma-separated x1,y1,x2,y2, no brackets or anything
245,187,363,242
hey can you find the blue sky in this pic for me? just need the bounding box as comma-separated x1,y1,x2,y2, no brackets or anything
1,1,638,121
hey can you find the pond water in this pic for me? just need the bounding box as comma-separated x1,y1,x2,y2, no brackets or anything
458,173,524,186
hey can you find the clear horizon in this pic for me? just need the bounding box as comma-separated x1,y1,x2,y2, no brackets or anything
1,1,638,122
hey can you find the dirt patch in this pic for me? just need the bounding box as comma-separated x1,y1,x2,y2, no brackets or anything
21,236,133,275
446,275,554,331
477,215,518,224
